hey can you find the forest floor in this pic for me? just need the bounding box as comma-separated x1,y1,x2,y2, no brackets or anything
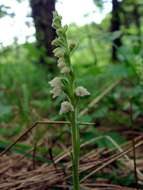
0,126,142,190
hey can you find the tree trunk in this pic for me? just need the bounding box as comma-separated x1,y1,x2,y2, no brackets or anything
30,0,56,69
110,0,122,62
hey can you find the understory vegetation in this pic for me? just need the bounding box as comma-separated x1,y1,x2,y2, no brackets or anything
0,1,143,189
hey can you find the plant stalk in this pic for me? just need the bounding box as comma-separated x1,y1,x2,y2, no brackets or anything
68,56,80,190
71,108,80,190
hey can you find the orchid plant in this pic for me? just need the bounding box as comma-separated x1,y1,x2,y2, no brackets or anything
49,11,90,190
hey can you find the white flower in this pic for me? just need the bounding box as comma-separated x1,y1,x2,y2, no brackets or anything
75,86,90,97
59,101,74,114
53,47,65,58
49,77,61,88
57,59,70,74
57,58,66,69
61,66,70,74
50,87,62,98
49,77,62,98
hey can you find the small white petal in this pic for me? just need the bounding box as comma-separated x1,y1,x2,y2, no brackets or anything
61,66,70,74
49,77,62,98
49,77,61,88
53,47,65,58
50,87,62,98
57,58,66,69
75,86,90,97
59,101,74,114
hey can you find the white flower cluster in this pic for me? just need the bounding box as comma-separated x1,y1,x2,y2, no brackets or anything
49,77,62,98
59,101,74,115
57,58,70,74
75,86,90,97
50,11,90,115
52,13,71,75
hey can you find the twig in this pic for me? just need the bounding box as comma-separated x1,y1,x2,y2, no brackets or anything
65,135,143,180
32,141,37,170
0,120,96,156
132,139,139,190
80,136,143,182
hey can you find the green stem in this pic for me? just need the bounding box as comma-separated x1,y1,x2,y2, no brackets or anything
71,107,80,190
66,40,80,190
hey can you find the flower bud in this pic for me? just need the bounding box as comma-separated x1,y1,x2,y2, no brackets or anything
69,41,76,51
51,38,62,47
56,27,66,36
52,12,62,29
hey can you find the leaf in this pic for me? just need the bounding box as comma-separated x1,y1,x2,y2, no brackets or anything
97,132,126,149
93,106,108,118
0,104,12,118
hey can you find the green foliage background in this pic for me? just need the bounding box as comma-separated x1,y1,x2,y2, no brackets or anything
0,0,143,186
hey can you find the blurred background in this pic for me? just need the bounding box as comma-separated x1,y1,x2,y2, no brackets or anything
0,1,143,185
